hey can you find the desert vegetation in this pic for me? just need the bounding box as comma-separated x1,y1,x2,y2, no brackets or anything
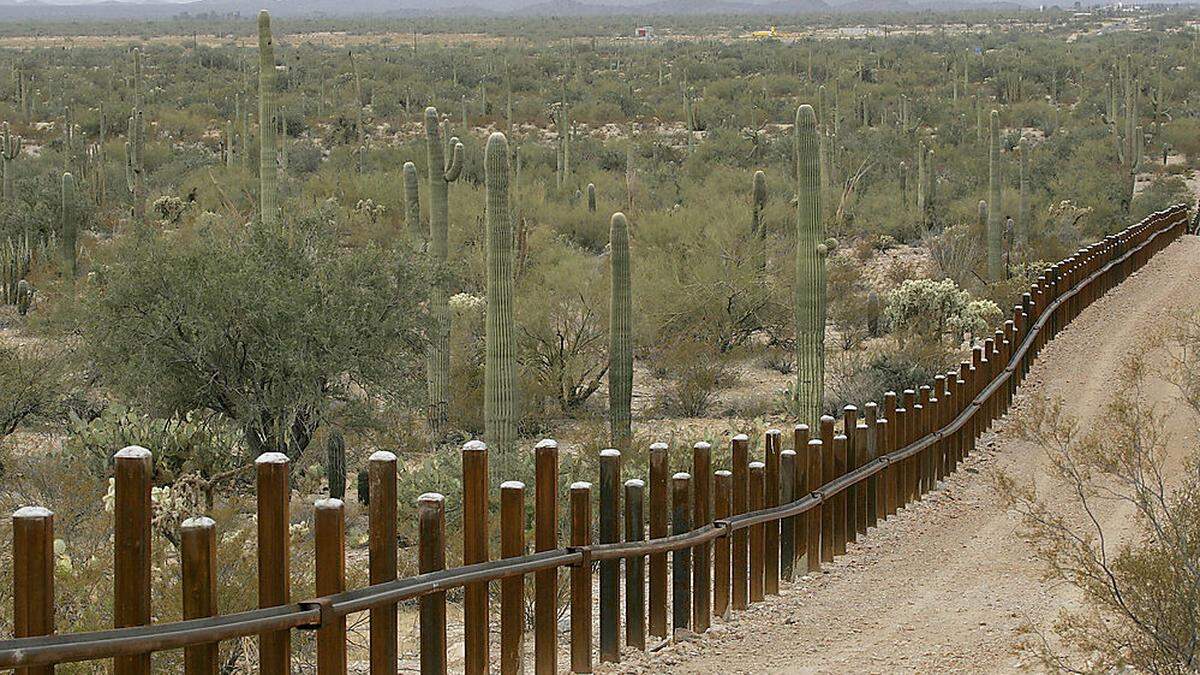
0,5,1197,670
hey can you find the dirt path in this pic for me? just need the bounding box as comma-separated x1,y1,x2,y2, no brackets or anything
604,235,1200,674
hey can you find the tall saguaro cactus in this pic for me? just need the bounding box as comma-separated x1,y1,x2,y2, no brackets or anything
425,107,464,436
403,161,421,240
794,104,827,427
1018,138,1030,254
752,170,767,273
258,10,278,226
484,132,517,468
987,110,1003,281
1,122,21,202
609,211,632,449
1109,55,1142,214
124,111,145,225
61,172,77,280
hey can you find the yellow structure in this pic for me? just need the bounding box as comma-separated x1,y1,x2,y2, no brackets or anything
751,26,780,38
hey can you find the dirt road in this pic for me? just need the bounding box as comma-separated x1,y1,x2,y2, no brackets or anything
604,235,1200,674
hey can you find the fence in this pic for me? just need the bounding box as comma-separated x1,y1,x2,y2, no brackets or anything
0,204,1190,674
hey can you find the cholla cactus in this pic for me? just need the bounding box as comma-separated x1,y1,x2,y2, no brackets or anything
424,107,464,436
2,122,21,202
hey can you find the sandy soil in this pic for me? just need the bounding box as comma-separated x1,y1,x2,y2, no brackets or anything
601,234,1200,674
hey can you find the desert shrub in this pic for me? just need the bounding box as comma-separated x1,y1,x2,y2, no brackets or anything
0,344,66,441
79,204,426,460
649,339,731,418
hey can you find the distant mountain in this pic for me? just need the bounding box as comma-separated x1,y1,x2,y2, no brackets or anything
0,0,1048,20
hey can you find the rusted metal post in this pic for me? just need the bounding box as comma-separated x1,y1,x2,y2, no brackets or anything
462,441,489,675
315,498,346,675
672,473,693,634
876,417,889,519
819,415,835,563
368,450,398,675
599,449,621,662
893,406,907,512
692,442,712,631
864,402,879,528
500,481,526,674
181,516,217,675
748,462,765,603
534,439,559,674
713,470,732,618
763,430,780,595
902,390,917,505
793,424,809,569
13,506,54,675
779,449,796,581
933,375,947,484
649,441,669,634
419,493,447,675
114,446,152,675
731,434,749,610
569,482,592,674
256,451,291,675
841,406,858,546
624,479,646,650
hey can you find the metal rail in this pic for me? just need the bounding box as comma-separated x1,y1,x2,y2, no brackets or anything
0,204,1187,669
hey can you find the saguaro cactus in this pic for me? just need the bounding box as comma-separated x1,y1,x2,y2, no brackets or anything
425,108,464,436
794,104,827,427
1,122,21,202
609,211,632,449
1109,54,1143,214
326,431,346,500
866,290,880,337
899,161,908,209
1018,138,1029,254
484,132,517,469
587,183,596,212
125,111,145,225
403,161,421,240
752,170,767,273
16,279,30,315
61,172,77,279
258,10,278,226
987,110,1003,281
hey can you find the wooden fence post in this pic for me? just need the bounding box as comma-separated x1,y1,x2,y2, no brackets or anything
731,434,749,611
779,449,796,582
462,441,489,675
819,416,835,563
832,435,848,556
256,451,291,675
793,424,810,570
806,438,823,573
314,498,346,675
692,442,712,632
115,446,152,675
649,442,670,634
368,450,398,675
569,482,592,674
534,439,559,674
763,431,780,596
841,406,858,546
672,473,692,633
500,481,526,675
13,506,54,675
599,449,621,663
181,516,217,675
624,479,646,650
713,470,732,619
418,493,447,675
748,462,765,603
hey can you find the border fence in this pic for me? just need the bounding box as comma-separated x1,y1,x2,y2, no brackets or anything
0,204,1190,674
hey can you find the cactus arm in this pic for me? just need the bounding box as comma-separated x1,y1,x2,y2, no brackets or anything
444,141,464,182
